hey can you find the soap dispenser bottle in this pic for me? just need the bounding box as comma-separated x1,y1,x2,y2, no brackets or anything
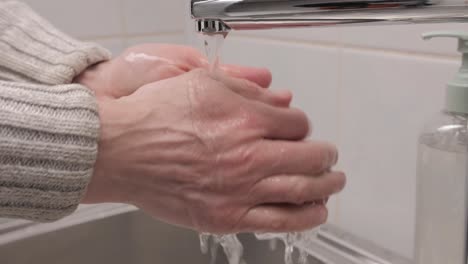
415,32,468,264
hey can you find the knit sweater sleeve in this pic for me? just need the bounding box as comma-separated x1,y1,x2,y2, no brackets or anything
0,1,107,222
0,1,111,85
0,81,100,222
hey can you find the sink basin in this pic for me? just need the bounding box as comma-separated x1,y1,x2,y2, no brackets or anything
0,211,302,264
0,208,412,264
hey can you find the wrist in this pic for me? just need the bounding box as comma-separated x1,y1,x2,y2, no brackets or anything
74,61,112,98
81,98,134,205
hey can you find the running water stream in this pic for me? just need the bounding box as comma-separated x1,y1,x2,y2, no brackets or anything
197,33,319,264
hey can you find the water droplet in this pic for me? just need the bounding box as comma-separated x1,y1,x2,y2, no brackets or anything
269,238,278,251
210,237,220,264
218,234,245,264
284,244,294,264
199,233,211,254
199,234,246,264
299,249,309,264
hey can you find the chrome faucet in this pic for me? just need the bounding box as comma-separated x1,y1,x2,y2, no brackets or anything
191,0,468,34
190,1,468,264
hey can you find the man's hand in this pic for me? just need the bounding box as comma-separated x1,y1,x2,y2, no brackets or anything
83,69,346,234
76,44,278,99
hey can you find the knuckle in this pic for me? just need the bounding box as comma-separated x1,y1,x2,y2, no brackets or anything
244,111,262,130
236,106,268,133
290,181,309,204
235,142,263,173
244,80,262,97
240,144,256,164
234,78,255,91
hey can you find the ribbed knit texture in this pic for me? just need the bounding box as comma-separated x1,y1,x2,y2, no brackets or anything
0,1,109,221
0,1,111,85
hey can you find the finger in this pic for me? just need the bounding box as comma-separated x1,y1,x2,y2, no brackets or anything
217,74,290,107
251,102,310,139
249,140,338,176
127,44,205,71
175,47,272,88
125,64,186,96
271,90,293,107
220,64,272,88
147,64,187,82
125,44,273,88
238,203,328,233
251,172,346,205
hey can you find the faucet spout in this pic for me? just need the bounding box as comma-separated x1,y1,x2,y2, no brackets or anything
191,0,468,34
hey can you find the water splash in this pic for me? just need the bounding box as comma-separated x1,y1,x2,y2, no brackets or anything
255,230,318,264
269,239,278,251
200,233,211,254
200,234,245,264
284,233,298,264
284,242,294,264
217,235,245,264
299,249,309,264
199,230,318,264
210,237,221,264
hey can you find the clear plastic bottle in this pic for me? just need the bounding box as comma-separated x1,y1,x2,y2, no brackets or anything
415,31,468,264
415,111,468,264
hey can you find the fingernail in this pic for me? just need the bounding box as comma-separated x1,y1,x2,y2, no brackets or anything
319,148,336,173
333,149,339,165
335,172,347,192
329,146,338,166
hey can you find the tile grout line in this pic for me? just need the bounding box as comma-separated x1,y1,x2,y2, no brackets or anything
233,34,459,62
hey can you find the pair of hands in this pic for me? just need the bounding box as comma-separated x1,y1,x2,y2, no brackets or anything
77,44,346,234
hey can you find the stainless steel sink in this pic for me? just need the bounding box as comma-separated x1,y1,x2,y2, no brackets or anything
0,208,412,264
0,211,289,264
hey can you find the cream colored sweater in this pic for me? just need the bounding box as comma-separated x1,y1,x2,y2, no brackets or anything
0,1,110,221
